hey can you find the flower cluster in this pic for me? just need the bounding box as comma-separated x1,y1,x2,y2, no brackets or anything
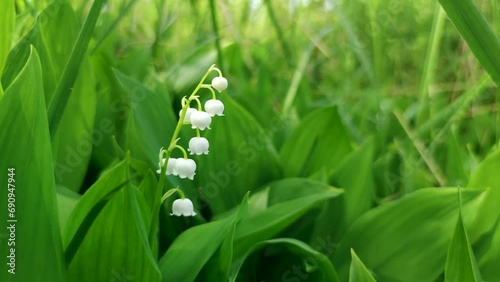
157,65,228,217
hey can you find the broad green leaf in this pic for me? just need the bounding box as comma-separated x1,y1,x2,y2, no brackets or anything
0,47,66,281
40,2,79,79
469,147,500,281
230,238,339,282
444,208,482,282
158,193,249,281
63,159,160,281
332,188,492,281
114,69,176,168
2,19,57,103
279,106,352,177
52,57,96,192
63,159,130,260
56,185,81,232
0,0,15,84
47,0,107,139
198,95,282,214
234,179,343,259
139,169,159,216
349,249,377,282
438,0,500,85
67,186,160,282
313,138,375,243
445,130,468,186
199,192,250,281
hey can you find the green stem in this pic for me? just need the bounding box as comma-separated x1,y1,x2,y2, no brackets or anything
202,84,217,99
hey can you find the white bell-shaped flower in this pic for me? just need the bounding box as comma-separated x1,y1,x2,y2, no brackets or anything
211,76,228,92
171,198,197,217
175,158,196,180
156,158,178,176
188,137,209,155
204,99,224,117
190,110,212,130
179,107,197,123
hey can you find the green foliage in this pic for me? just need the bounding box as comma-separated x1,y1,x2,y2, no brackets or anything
1,0,499,281
0,47,66,281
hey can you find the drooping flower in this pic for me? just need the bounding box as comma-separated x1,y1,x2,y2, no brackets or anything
171,198,196,217
179,107,197,123
175,158,196,180
204,99,224,117
190,110,212,130
188,137,209,155
156,158,178,176
211,76,228,92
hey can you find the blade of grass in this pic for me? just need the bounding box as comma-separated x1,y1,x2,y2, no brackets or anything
333,4,374,83
209,0,224,69
47,0,106,140
394,110,446,186
438,0,500,85
90,0,138,55
415,74,492,139
282,28,333,116
263,0,293,67
416,4,446,126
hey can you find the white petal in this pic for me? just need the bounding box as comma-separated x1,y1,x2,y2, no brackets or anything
190,110,212,130
211,76,228,92
188,137,210,155
179,108,196,123
204,99,224,117
171,198,196,217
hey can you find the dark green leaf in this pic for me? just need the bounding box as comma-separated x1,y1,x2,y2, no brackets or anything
279,106,352,177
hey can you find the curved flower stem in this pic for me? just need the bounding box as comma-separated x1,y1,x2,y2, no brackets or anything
201,84,217,100
192,97,203,111
174,144,188,159
161,187,185,203
196,128,201,138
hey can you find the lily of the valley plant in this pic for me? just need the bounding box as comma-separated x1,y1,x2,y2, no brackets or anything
156,65,228,216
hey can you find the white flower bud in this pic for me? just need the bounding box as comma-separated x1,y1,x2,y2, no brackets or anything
156,158,178,176
175,158,196,180
179,107,197,123
190,110,212,130
188,137,209,155
211,76,228,92
204,99,224,117
171,198,197,217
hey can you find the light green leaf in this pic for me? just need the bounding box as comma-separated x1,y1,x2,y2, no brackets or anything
444,205,482,282
0,47,66,281
333,188,491,281
438,0,500,85
56,185,81,232
279,106,352,177
158,193,249,281
234,179,343,259
349,249,377,282
230,238,339,282
468,147,500,281
198,95,282,214
2,19,57,103
47,0,107,139
0,0,15,83
114,69,176,168
63,159,160,282
314,138,375,243
52,57,96,192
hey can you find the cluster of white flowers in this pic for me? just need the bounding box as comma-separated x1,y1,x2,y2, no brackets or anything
158,67,228,217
